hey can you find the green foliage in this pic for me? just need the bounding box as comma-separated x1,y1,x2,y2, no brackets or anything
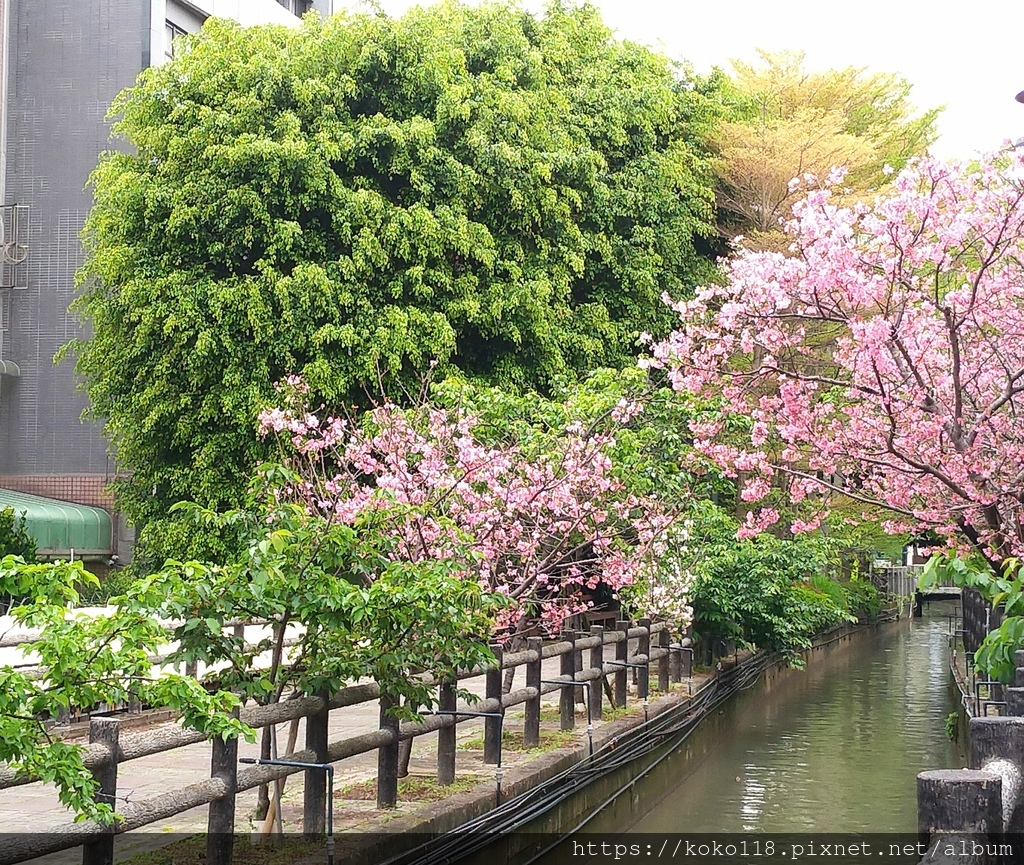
840,578,882,619
0,507,36,562
124,463,504,716
806,572,847,611
70,2,724,564
0,555,248,823
75,567,140,607
805,573,880,620
944,711,959,743
685,505,853,661
921,553,1024,684
920,551,1016,605
974,617,1024,686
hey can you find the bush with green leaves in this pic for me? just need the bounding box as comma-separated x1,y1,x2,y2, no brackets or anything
0,556,247,824
0,507,36,562
70,1,725,568
681,504,853,661
840,578,882,619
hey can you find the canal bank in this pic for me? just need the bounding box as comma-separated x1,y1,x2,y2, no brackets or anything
333,608,960,865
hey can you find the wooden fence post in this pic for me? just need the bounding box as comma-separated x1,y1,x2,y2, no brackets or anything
669,635,681,683
615,620,629,708
638,618,651,701
589,625,604,721
525,636,542,748
658,628,671,693
377,693,400,809
303,690,329,838
559,630,576,731
437,680,457,785
484,643,503,765
573,631,585,706
207,711,239,865
82,718,119,865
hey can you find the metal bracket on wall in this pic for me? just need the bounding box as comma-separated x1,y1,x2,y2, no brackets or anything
0,203,29,289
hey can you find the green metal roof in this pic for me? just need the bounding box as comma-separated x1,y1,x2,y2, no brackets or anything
0,489,112,559
0,360,19,376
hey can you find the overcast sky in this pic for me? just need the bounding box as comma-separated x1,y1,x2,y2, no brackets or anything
369,0,1024,160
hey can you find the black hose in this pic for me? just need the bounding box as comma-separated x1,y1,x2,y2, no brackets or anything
378,650,776,865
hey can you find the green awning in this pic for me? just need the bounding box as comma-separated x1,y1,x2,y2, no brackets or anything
0,360,19,376
0,489,112,559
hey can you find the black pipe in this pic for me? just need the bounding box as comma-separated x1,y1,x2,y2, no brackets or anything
542,679,593,756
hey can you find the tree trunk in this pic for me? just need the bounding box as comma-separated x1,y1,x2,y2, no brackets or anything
502,633,526,693
254,725,272,820
398,699,417,778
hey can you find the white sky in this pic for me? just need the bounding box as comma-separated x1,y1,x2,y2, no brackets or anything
367,0,1024,160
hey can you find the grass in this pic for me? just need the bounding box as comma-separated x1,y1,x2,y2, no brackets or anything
602,703,647,723
334,774,482,803
458,725,577,753
118,835,325,865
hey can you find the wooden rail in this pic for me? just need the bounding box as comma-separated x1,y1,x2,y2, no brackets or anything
0,619,685,865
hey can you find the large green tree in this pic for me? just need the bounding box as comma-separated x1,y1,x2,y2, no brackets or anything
71,2,724,562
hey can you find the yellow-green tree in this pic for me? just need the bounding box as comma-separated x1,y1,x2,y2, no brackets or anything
714,50,941,244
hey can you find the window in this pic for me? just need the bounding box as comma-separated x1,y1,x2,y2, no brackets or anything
165,20,187,61
276,0,311,15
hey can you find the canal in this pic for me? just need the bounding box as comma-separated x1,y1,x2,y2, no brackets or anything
629,607,962,833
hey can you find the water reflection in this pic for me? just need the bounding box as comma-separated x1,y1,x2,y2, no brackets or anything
630,608,961,833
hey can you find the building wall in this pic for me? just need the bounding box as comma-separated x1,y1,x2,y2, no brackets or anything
0,0,146,479
167,0,207,34
0,0,7,200
0,0,313,563
0,474,114,508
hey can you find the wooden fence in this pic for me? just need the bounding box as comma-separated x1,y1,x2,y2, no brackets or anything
872,564,925,598
0,619,688,865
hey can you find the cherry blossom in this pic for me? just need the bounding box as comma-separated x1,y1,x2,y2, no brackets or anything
257,382,686,633
651,149,1024,573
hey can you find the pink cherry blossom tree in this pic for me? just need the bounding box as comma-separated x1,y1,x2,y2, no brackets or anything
648,149,1024,582
258,377,683,637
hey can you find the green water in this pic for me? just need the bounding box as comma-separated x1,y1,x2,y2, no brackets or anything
630,608,963,833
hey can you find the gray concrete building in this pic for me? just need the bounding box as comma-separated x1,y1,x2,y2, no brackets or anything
0,0,332,561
